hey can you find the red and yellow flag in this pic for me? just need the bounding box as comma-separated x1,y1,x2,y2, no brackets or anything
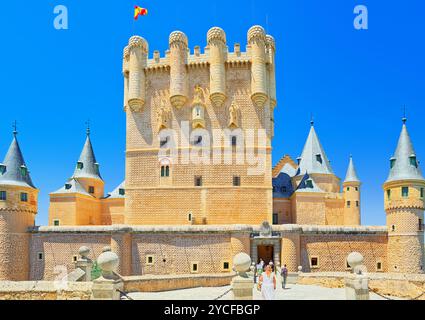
134,6,148,20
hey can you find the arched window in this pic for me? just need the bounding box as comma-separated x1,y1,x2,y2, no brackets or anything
159,158,171,178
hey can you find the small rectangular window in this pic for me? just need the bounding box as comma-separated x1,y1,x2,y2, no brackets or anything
391,224,396,232
73,255,78,262
20,193,28,202
223,262,230,270
77,161,84,170
306,180,313,188
53,219,60,226
390,158,396,169
310,257,319,268
410,156,418,167
0,164,5,175
188,213,192,222
146,255,154,265
88,186,95,194
191,262,199,273
355,187,358,191
272,213,279,225
376,261,383,271
347,187,350,191
419,219,423,231
233,176,241,187
195,176,202,187
421,188,424,198
37,252,44,261
65,183,72,190
402,187,409,198
316,154,322,164
0,191,6,201
387,189,391,200
347,201,351,208
119,188,125,196
356,201,359,207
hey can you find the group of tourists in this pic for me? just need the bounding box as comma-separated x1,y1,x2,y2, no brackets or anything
254,259,288,300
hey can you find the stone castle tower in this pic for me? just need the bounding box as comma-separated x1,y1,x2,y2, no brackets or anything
0,130,38,280
343,156,361,225
383,118,425,273
122,26,276,225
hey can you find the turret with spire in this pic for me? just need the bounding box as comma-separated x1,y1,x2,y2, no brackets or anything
0,124,38,281
49,123,105,226
383,116,425,274
293,120,340,193
343,155,361,225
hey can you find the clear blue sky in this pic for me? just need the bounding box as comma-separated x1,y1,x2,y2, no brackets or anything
0,1,424,226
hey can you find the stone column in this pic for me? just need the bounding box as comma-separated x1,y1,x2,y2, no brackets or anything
207,27,227,107
231,232,251,258
91,251,124,300
345,252,370,300
169,31,188,108
75,246,93,282
127,36,148,112
231,253,254,300
281,232,300,272
110,230,132,276
248,25,268,107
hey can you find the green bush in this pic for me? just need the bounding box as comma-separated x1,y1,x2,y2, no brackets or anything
91,261,102,280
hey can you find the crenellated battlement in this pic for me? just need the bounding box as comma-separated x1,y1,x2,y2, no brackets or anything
122,25,276,111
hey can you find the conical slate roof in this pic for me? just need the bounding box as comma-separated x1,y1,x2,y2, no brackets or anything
72,132,103,181
296,123,334,176
0,133,35,188
51,178,92,197
386,120,424,183
105,181,125,199
295,173,324,193
344,156,360,183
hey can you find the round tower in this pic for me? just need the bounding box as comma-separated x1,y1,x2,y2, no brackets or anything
343,155,361,225
169,31,188,108
265,35,276,109
207,27,227,107
0,130,38,281
247,25,268,108
383,118,425,273
127,36,148,112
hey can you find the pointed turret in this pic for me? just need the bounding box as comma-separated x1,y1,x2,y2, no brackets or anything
296,121,333,176
72,128,103,181
0,130,35,188
344,156,360,183
385,118,424,183
383,117,425,274
343,155,361,225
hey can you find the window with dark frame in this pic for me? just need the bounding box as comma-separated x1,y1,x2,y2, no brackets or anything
402,187,409,198
272,213,278,225
347,201,351,208
231,136,237,147
195,176,202,187
419,218,423,231
223,262,230,270
88,186,95,194
20,192,28,202
233,176,241,186
311,257,318,267
119,188,125,196
0,191,6,201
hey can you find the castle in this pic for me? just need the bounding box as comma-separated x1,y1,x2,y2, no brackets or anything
0,26,423,282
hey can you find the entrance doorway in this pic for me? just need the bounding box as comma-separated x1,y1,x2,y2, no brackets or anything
257,245,274,265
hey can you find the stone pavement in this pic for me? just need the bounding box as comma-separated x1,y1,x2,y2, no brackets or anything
128,283,398,300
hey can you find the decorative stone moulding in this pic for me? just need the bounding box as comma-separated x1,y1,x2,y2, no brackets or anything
207,27,226,44
210,92,227,108
251,92,268,108
169,31,188,48
170,95,187,109
247,25,267,44
128,35,148,53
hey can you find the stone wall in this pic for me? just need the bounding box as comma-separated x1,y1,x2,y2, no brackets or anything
0,281,92,300
123,273,235,292
297,272,425,300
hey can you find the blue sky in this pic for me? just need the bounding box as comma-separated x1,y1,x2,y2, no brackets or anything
0,1,424,226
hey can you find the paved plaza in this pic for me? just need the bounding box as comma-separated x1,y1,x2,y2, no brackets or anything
128,283,396,300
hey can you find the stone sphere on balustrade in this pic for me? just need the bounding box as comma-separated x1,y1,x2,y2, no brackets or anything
347,252,364,268
233,253,252,273
97,251,119,273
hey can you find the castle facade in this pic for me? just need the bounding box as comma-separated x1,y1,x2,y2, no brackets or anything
0,26,423,281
